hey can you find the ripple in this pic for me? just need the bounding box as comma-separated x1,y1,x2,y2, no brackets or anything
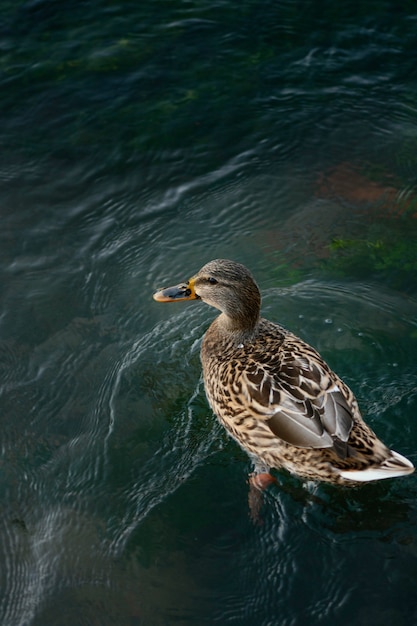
2,2,417,623
103,307,221,557
0,303,219,622
0,503,113,626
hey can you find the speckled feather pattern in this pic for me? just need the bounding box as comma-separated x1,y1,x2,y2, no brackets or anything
202,317,389,484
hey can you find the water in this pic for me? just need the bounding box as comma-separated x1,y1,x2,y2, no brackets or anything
1,1,417,624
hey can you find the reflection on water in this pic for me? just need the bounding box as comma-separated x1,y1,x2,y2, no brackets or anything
1,0,417,624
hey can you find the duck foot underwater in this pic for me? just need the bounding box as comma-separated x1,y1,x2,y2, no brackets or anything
247,472,278,524
154,259,414,499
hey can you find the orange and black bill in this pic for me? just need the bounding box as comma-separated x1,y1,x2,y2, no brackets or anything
153,278,199,302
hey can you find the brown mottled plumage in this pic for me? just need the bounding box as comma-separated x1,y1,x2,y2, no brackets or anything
153,259,414,485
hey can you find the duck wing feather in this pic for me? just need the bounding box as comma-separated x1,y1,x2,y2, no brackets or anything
242,354,354,452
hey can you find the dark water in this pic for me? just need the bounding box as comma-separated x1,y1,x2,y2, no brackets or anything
1,1,417,624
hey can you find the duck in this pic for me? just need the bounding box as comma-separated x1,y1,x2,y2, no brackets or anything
153,259,414,486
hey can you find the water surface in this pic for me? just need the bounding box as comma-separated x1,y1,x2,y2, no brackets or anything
1,1,417,624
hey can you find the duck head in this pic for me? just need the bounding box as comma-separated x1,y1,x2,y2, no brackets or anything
153,259,261,332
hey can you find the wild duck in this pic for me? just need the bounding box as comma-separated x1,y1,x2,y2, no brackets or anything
153,259,414,486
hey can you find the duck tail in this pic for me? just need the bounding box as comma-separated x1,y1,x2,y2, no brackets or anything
339,450,415,483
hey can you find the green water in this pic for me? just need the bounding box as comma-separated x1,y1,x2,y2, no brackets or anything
1,1,417,624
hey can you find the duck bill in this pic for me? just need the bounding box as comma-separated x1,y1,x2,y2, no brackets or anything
153,278,199,303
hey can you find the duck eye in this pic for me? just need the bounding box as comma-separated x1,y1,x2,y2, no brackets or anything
207,277,218,285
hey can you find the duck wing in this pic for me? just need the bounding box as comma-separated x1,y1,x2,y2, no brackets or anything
242,355,354,452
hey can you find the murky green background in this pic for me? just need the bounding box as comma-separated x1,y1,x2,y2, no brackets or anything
1,1,417,624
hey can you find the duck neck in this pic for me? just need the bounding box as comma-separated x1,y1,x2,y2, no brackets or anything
219,282,261,336
216,307,260,340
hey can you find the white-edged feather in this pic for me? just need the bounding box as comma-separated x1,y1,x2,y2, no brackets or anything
339,450,414,482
